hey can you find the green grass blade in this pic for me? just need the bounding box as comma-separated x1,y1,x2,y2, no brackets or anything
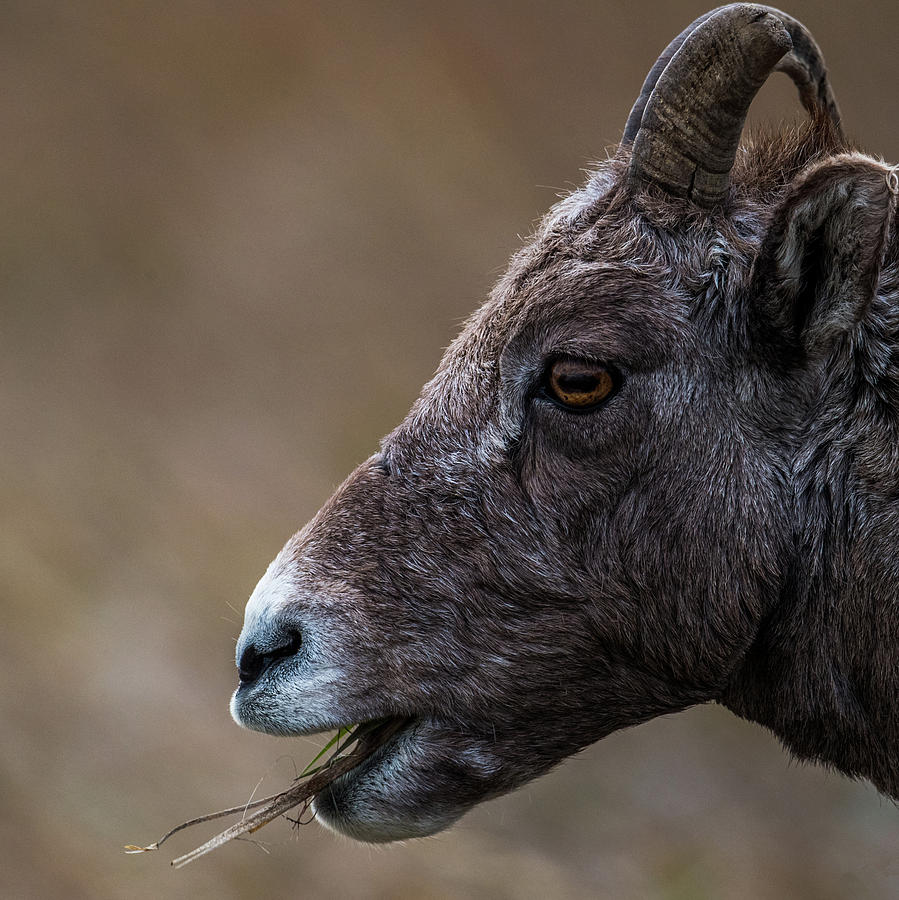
298,726,355,777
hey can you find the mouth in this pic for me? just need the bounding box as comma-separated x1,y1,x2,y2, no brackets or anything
231,676,504,843
311,715,416,793
316,715,417,778
309,714,412,787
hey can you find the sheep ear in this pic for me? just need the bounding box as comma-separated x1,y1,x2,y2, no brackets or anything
752,156,895,359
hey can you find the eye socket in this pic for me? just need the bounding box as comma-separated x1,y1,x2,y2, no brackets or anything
545,358,616,410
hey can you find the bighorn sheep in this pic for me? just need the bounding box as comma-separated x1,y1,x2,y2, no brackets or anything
231,4,899,842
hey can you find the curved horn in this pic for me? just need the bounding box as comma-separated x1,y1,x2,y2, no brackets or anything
621,9,719,146
772,9,841,130
625,4,843,208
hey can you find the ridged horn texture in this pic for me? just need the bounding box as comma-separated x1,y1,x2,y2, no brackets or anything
620,8,718,146
625,4,843,208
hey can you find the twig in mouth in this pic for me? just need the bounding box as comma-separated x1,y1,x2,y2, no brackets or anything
124,718,407,868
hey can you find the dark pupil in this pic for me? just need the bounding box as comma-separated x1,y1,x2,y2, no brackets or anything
557,371,600,394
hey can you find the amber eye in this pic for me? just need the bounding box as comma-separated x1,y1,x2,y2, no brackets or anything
546,358,615,410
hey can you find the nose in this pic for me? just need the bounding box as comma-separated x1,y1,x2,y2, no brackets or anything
237,627,302,685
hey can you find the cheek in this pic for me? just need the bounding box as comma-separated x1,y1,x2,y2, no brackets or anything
520,448,636,527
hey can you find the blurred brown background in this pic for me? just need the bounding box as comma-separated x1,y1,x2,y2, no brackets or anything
2,2,898,898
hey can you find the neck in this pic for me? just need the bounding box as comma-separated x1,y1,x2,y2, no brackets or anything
722,500,899,799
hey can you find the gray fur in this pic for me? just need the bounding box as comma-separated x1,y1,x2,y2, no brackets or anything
231,9,899,843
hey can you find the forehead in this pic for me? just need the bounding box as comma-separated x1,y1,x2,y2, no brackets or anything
441,226,692,393
496,260,691,372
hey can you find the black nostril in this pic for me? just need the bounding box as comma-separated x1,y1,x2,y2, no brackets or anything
238,630,302,685
237,644,265,684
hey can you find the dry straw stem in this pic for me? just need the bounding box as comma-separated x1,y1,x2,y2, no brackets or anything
125,718,407,868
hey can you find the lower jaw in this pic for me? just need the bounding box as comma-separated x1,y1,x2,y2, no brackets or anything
313,799,456,843
311,717,464,843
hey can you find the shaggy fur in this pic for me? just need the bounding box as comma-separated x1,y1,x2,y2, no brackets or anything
231,68,899,840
